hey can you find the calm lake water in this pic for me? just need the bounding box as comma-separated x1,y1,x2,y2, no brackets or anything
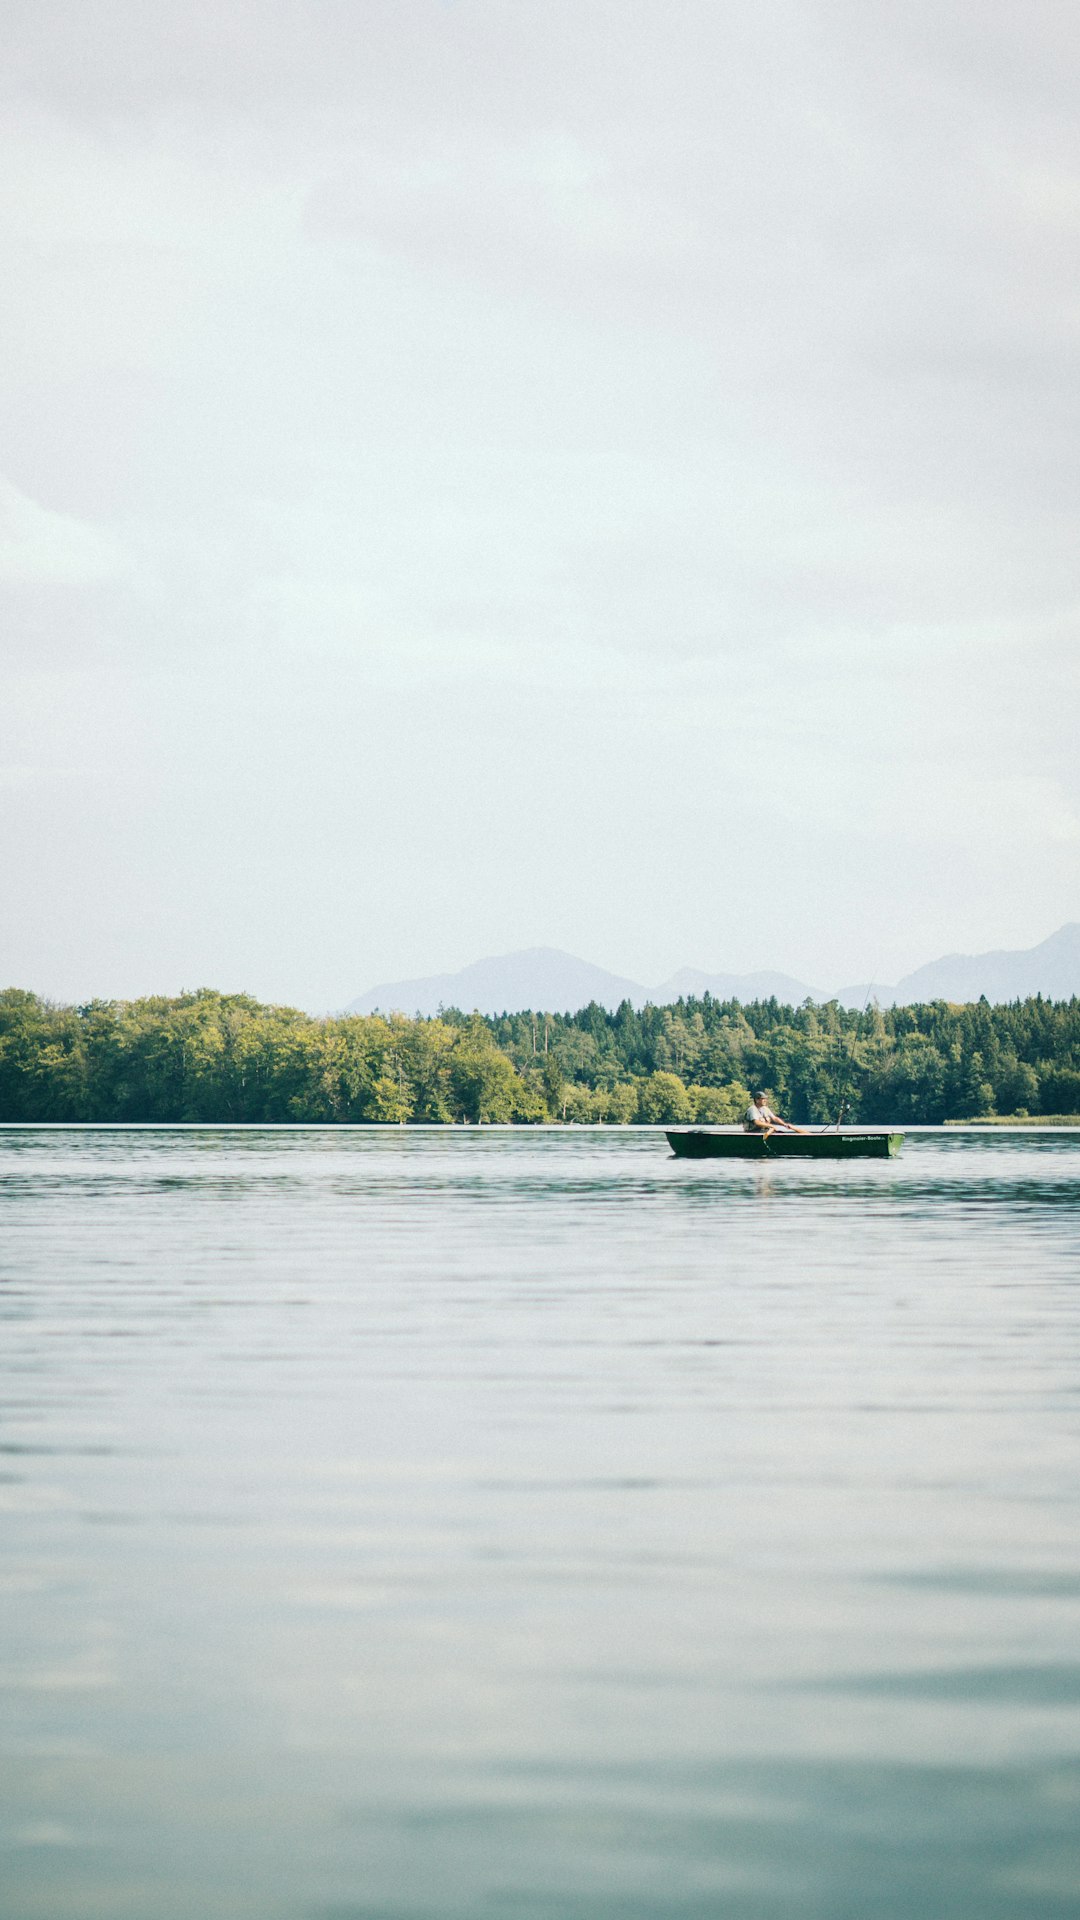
2,1126,1079,1919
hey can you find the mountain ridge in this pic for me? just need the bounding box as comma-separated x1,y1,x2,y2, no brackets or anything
347,926,1080,1016
346,947,643,1020
884,923,1080,1006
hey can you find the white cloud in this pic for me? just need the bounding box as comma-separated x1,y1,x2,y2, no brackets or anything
0,476,128,587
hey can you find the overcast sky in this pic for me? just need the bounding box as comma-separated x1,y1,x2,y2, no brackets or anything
3,0,1079,1008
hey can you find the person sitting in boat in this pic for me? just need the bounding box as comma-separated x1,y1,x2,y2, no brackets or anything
744,1090,805,1135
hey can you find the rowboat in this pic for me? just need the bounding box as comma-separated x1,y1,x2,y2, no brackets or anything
665,1128,904,1159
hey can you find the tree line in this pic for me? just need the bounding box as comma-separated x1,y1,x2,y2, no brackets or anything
2,986,1079,1125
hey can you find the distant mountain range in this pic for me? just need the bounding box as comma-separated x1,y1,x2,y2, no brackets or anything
347,950,644,1021
870,922,1080,1007
346,925,1080,1017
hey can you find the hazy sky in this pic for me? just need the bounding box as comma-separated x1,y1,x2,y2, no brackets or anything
3,0,1079,1008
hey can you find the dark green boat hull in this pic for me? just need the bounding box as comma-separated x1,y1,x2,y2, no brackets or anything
666,1129,904,1159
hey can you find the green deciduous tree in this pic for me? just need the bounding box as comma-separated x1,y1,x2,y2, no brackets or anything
636,1071,691,1124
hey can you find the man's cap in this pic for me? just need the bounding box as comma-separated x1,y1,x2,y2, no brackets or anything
753,1089,767,1098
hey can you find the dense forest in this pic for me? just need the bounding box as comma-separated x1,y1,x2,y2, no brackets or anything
2,986,1079,1124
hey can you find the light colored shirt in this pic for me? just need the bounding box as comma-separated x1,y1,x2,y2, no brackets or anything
746,1101,777,1129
